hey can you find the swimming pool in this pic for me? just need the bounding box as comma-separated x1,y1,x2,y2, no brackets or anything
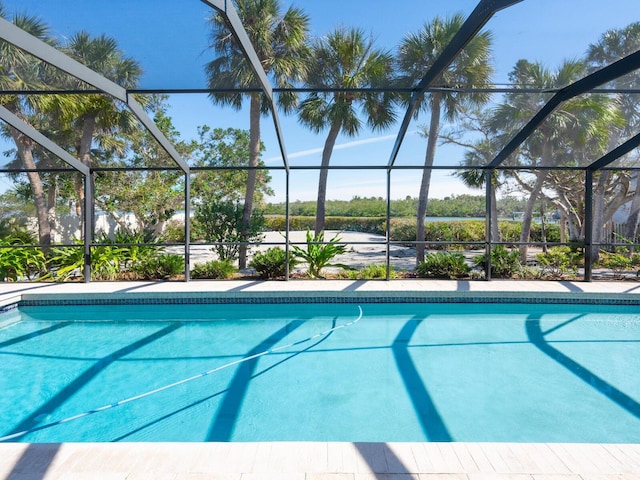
1,297,639,443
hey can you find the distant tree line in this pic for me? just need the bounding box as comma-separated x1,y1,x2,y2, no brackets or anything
264,194,528,218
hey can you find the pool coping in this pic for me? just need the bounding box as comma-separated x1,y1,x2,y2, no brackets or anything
2,279,640,310
1,280,640,478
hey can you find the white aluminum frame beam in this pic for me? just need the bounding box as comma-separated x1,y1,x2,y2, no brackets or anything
201,0,290,170
0,106,89,175
387,0,523,169
0,16,189,174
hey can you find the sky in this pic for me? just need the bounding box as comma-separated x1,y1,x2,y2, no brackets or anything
1,0,638,202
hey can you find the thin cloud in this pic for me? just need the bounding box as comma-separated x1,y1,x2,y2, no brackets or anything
265,131,417,165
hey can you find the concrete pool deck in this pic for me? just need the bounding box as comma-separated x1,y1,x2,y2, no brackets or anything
1,279,639,479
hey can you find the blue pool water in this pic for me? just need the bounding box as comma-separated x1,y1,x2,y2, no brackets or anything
0,301,639,443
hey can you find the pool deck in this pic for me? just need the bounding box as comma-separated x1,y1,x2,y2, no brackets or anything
1,279,640,480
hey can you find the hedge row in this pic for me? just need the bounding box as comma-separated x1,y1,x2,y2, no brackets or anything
264,216,385,234
264,216,561,245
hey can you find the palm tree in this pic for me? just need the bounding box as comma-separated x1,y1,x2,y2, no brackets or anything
0,9,57,246
206,0,310,268
298,27,396,235
397,14,493,263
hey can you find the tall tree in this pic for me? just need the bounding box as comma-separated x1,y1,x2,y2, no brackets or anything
0,8,57,246
298,26,396,235
60,31,142,221
586,23,640,244
490,59,620,260
97,96,191,240
206,0,310,268
190,125,271,205
397,14,493,263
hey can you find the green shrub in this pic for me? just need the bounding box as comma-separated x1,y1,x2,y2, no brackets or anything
597,251,634,278
388,218,415,242
498,221,561,243
264,216,385,234
250,247,297,279
498,221,521,243
416,252,471,279
193,199,264,261
132,254,184,280
536,246,582,278
161,219,186,242
291,230,349,278
190,259,236,279
337,263,396,279
473,245,524,278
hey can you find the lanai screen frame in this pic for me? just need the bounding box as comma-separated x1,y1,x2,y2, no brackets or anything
0,0,639,282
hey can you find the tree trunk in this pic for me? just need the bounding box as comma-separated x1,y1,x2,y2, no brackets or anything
75,114,96,222
416,94,442,264
315,122,341,236
591,170,611,262
9,128,51,247
624,172,640,245
490,184,500,242
47,176,58,244
238,93,261,269
519,170,548,263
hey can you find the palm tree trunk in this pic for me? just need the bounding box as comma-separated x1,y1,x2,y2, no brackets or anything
9,128,51,246
416,94,442,263
315,122,341,236
238,93,261,269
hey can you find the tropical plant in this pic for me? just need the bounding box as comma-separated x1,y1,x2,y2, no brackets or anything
298,26,396,235
473,244,524,278
290,230,349,278
597,250,635,278
193,199,265,262
190,259,236,280
337,263,396,280
131,254,184,280
416,251,470,279
206,0,310,269
536,246,582,278
397,14,493,263
95,231,159,270
0,239,47,281
48,241,126,281
249,247,297,279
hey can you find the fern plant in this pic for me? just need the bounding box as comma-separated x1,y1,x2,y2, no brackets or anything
416,252,470,278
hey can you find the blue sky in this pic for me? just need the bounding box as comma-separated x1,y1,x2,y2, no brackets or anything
1,0,638,201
